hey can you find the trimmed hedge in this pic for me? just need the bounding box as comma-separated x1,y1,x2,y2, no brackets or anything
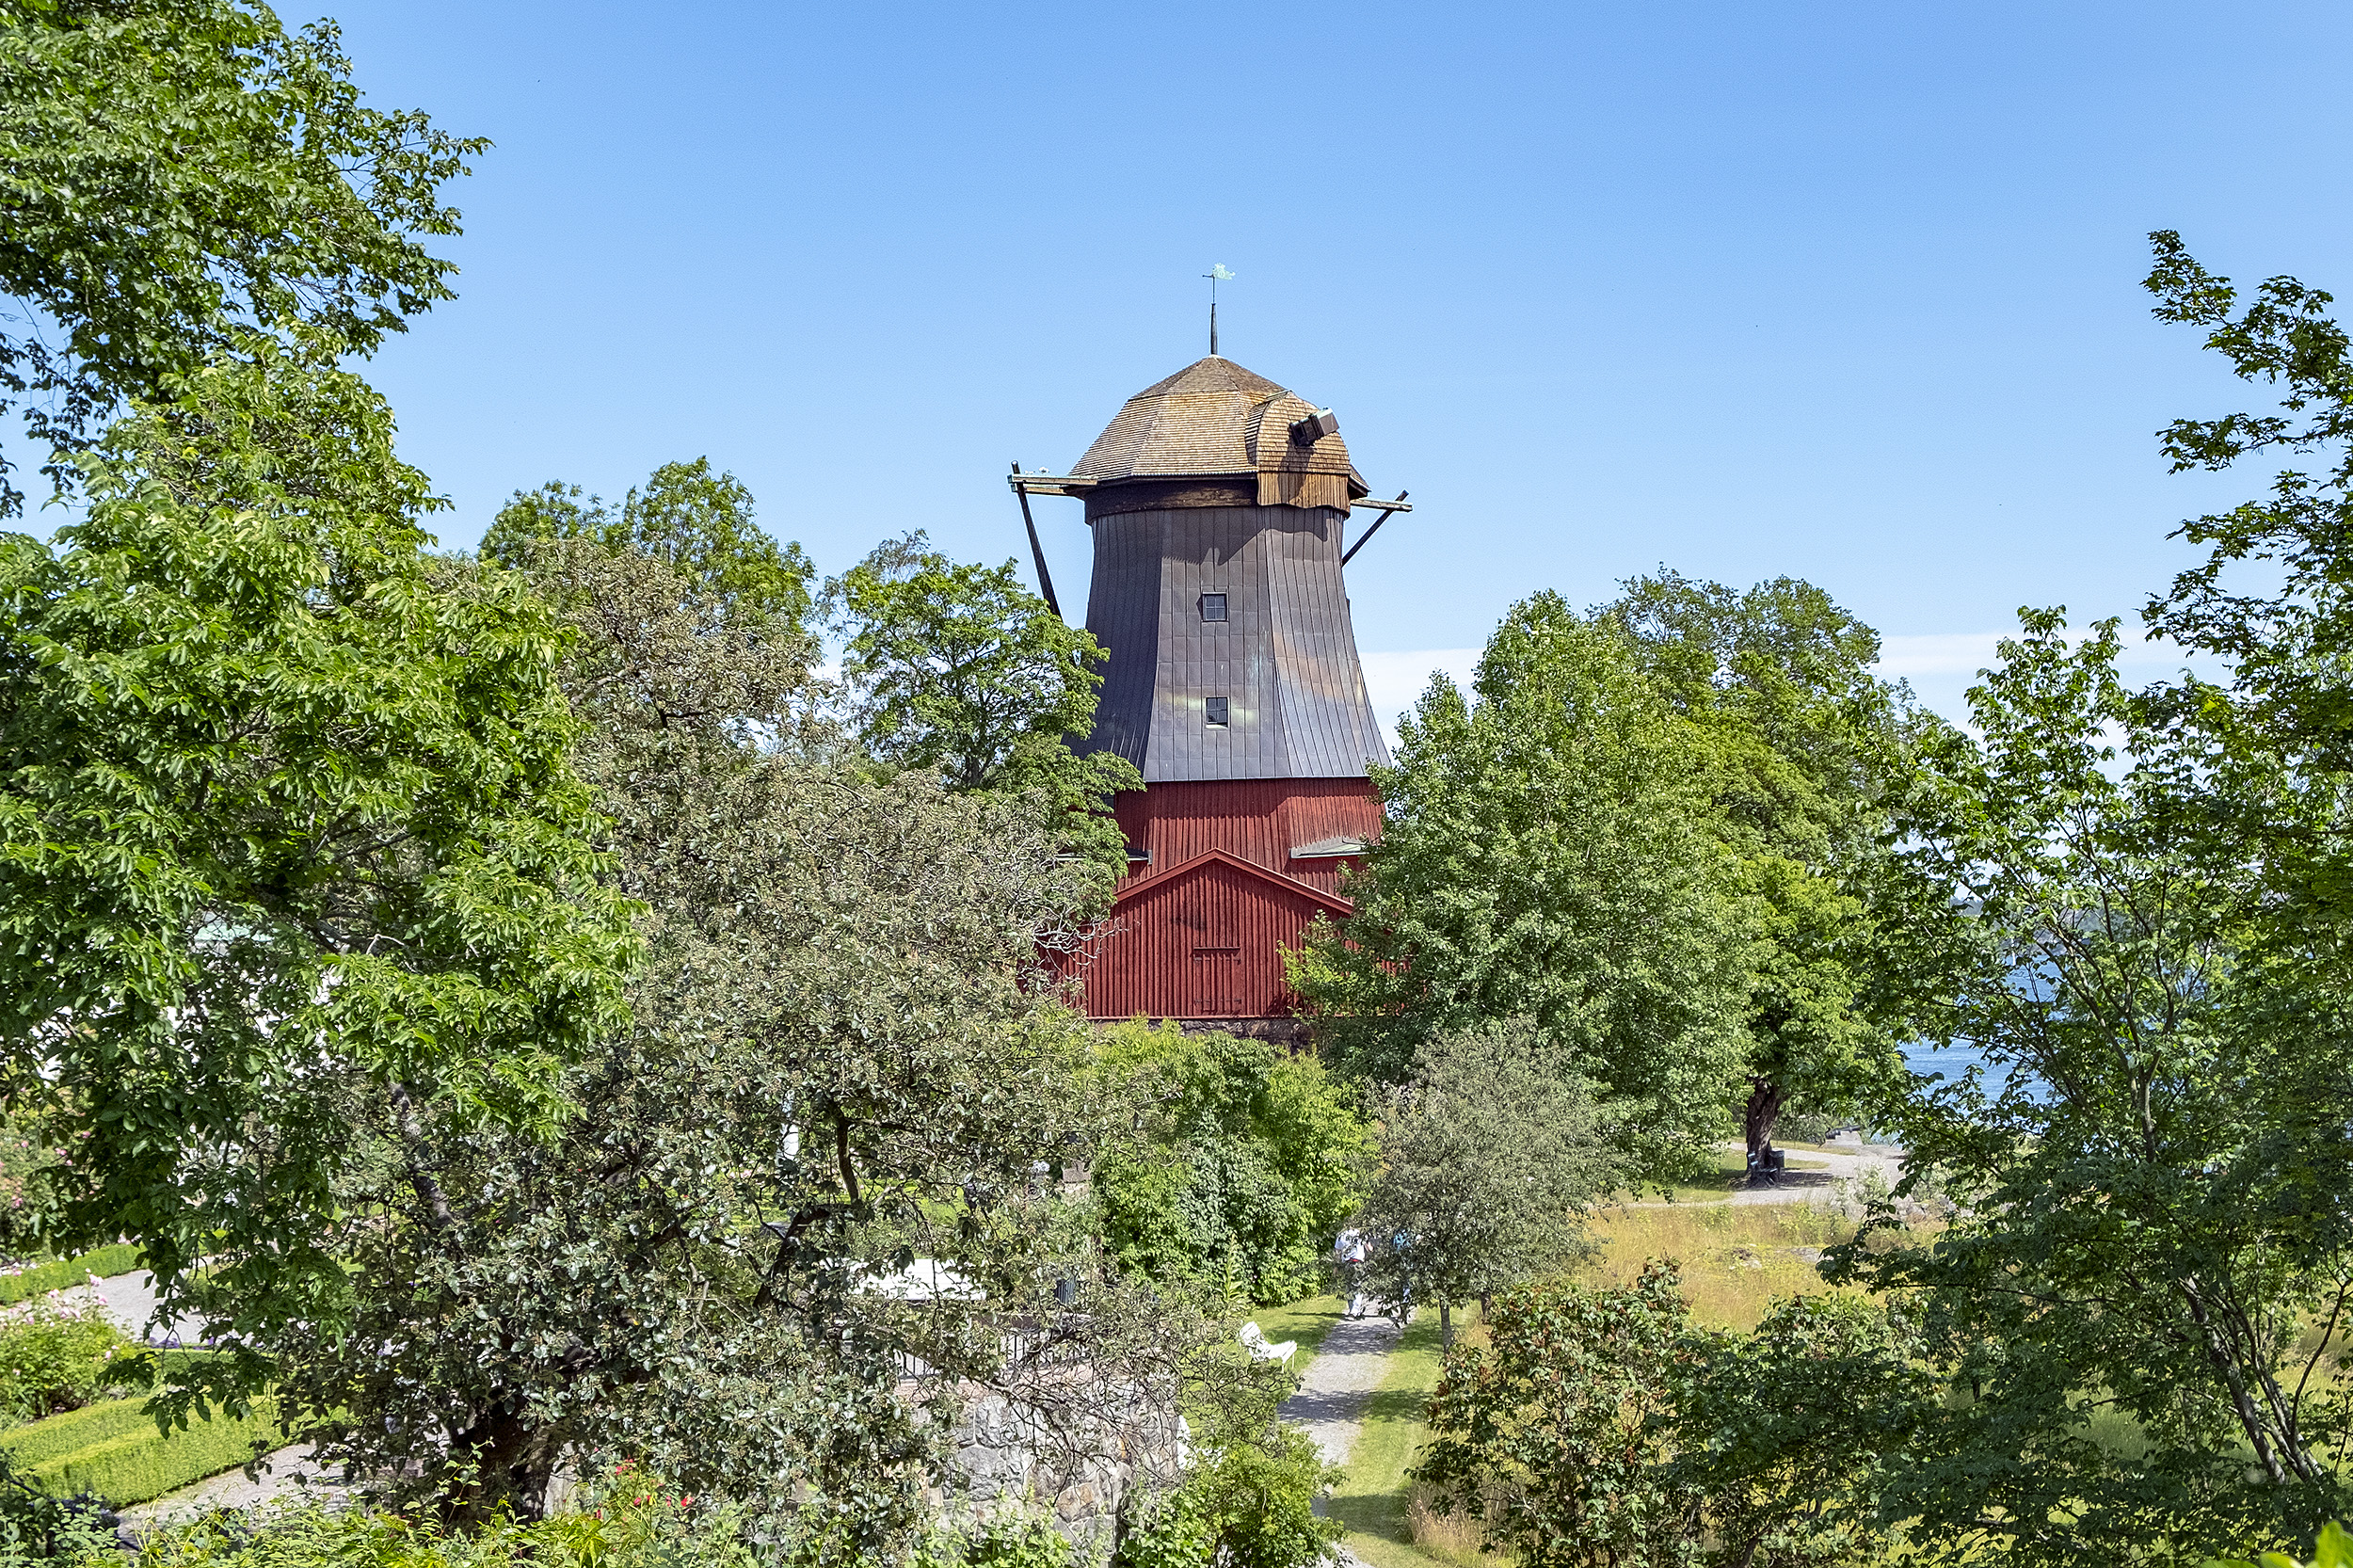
0,1391,278,1506
0,1244,140,1305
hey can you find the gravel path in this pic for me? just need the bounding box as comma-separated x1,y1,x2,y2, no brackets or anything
79,1271,207,1345
1276,1309,1403,1568
1277,1308,1403,1468
120,1443,351,1528
1726,1138,1906,1207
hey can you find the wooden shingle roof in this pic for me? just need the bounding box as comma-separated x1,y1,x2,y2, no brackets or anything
1073,356,1369,510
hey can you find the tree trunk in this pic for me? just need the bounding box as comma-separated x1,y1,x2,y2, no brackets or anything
1742,1078,1787,1176
1439,1299,1452,1348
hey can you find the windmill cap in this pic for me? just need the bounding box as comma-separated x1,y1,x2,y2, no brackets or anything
1072,356,1369,510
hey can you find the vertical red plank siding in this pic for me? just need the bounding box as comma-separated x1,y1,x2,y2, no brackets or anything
1112,778,1383,895
1075,778,1381,1021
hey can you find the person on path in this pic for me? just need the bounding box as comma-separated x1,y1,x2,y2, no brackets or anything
1334,1226,1369,1318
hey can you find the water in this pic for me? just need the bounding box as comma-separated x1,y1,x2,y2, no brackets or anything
1899,1039,2020,1100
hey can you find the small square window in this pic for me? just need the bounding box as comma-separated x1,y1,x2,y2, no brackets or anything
1205,696,1230,728
1200,593,1227,622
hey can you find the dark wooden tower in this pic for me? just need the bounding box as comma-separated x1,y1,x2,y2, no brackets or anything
1015,356,1409,1037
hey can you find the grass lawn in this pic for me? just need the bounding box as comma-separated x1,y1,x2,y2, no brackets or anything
1319,1308,1506,1568
1246,1294,1345,1390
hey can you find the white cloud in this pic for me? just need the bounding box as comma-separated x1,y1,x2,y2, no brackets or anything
1873,632,2009,678
1874,627,2163,680
1360,648,1481,747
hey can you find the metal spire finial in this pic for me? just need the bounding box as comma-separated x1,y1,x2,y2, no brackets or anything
1203,264,1235,356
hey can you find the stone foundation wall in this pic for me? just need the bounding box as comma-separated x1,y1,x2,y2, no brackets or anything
936,1384,1185,1553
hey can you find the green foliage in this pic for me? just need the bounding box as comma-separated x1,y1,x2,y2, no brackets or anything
0,1099,71,1258
2211,1521,2353,1568
1604,572,1934,1161
0,351,638,1422
824,531,1141,907
1109,1429,1341,1568
1418,1266,1916,1567
0,0,484,512
0,1297,136,1421
1669,1292,1924,1567
0,1448,116,1562
915,1499,1076,1568
1293,591,1751,1179
1091,1022,1370,1304
3,1388,278,1507
252,533,1208,1551
482,460,815,629
828,530,1108,789
1180,1426,1344,1568
1355,1020,1621,1342
1825,609,2353,1560
0,1247,139,1308
1111,1487,1215,1568
1417,1262,1693,1568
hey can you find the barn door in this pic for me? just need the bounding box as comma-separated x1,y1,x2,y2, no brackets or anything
1187,866,1244,1016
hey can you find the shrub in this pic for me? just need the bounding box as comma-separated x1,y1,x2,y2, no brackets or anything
1417,1262,1690,1568
0,1298,138,1420
1111,1429,1340,1568
916,1497,1075,1568
0,1246,142,1308
2212,1520,2353,1568
1092,1022,1370,1305
3,1391,279,1506
1182,1428,1342,1568
0,1448,117,1561
1418,1263,1927,1568
1111,1486,1214,1568
97,1468,760,1564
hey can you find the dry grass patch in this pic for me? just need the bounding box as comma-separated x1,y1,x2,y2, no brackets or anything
1580,1201,1858,1330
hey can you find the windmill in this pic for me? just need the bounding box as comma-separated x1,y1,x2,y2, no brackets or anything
1004,335,1415,1038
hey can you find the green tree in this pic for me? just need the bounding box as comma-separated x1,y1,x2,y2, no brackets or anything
1292,592,1752,1180
825,531,1143,907
1354,1020,1621,1345
1417,1262,1694,1568
1603,572,1936,1166
1090,1021,1369,1306
1825,612,2353,1562
2213,1521,2353,1568
265,533,1218,1548
482,459,815,629
0,352,635,1419
1668,1292,1925,1567
0,0,483,511
1801,235,2353,1565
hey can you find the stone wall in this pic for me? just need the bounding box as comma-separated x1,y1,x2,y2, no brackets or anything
935,1381,1186,1554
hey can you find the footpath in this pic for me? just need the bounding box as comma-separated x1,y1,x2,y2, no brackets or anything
1724,1135,1906,1207
1276,1309,1401,1568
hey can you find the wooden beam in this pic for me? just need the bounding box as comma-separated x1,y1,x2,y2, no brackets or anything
1341,491,1410,566
1010,462,1062,617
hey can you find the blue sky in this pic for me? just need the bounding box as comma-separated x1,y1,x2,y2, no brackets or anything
320,0,2353,728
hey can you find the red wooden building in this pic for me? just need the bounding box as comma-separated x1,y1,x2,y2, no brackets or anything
1015,356,1407,1039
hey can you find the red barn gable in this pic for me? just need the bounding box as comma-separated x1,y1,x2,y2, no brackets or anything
1016,355,1406,1040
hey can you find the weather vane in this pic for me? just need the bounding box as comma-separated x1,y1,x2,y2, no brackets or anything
1204,264,1235,356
